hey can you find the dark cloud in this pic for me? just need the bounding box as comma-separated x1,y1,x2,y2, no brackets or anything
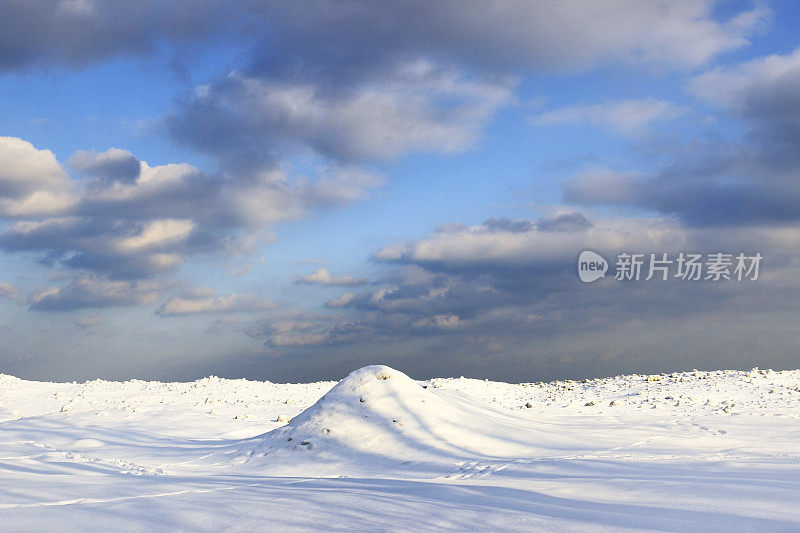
690,48,800,124
167,1,764,171
9,1,760,190
5,2,757,178
0,215,198,279
2,1,794,381
29,277,165,311
537,213,593,232
0,1,236,72
69,148,141,185
168,66,515,167
1,2,762,77
0,2,771,225
244,1,763,80
244,213,800,381
691,47,800,173
564,166,800,227
565,48,800,227
482,214,595,236
482,218,534,234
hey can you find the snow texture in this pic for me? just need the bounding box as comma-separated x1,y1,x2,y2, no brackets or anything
2,365,800,531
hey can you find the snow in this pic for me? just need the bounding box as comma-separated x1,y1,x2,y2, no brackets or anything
2,366,800,531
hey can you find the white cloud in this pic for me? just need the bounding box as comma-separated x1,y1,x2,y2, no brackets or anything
176,64,515,163
375,216,691,268
0,137,75,217
30,278,165,311
0,137,381,283
112,219,195,254
303,167,384,207
531,98,686,134
298,268,369,287
325,292,356,308
157,288,274,316
75,315,103,328
0,281,20,301
375,213,800,277
413,314,462,330
690,47,800,119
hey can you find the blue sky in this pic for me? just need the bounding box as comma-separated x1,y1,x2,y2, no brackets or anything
2,1,800,382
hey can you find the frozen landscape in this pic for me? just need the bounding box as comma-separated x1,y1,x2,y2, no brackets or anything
1,365,800,531
4,2,800,531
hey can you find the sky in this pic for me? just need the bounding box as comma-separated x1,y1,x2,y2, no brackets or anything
2,0,800,383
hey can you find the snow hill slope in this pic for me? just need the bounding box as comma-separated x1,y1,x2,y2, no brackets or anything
2,366,800,531
226,365,567,476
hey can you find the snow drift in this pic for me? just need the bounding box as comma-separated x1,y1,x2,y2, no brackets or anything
4,367,800,530
226,365,566,476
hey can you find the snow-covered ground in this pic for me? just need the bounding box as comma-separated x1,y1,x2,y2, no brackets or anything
2,365,800,531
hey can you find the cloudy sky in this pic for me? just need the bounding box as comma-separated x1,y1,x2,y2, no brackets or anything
2,1,800,382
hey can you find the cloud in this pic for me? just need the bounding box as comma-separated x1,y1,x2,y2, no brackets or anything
563,168,645,206
0,137,380,282
374,215,688,271
690,47,800,120
268,329,359,348
0,1,765,75
248,1,764,78
564,165,800,227
29,277,165,311
298,269,368,287
537,213,593,233
262,215,684,348
531,98,686,134
170,64,515,167
263,320,362,348
75,315,103,328
167,2,764,175
244,210,800,380
69,148,141,185
690,46,800,171
301,167,385,208
1,3,768,231
0,281,20,301
156,288,274,316
0,1,234,72
1,1,791,380
325,292,356,308
0,216,197,279
0,137,75,218
563,48,800,227
245,310,363,348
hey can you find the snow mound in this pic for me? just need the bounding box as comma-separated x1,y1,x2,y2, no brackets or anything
231,365,554,474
